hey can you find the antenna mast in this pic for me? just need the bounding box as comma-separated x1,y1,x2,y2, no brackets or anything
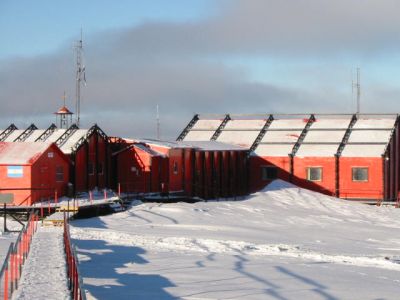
352,67,361,114
75,29,85,126
156,104,160,139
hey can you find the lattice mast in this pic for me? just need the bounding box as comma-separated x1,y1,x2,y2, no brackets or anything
75,29,86,127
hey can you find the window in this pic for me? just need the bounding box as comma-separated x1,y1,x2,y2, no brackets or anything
307,167,322,181
261,166,278,180
352,167,368,182
56,166,64,182
173,161,178,175
88,162,94,175
98,163,104,175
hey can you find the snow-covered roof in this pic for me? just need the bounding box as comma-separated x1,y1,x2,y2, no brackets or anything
59,129,88,154
216,119,266,148
181,114,398,158
341,117,397,157
192,119,223,130
184,130,216,141
183,119,223,141
178,141,247,151
217,130,259,148
296,117,351,157
255,119,306,156
45,129,67,143
0,142,53,165
23,130,46,142
3,130,25,142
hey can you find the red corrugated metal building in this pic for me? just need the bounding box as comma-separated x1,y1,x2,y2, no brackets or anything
0,123,110,193
113,139,249,199
179,113,400,202
113,142,166,194
0,142,70,205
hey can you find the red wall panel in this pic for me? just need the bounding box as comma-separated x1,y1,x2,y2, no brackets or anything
339,157,383,200
293,157,336,196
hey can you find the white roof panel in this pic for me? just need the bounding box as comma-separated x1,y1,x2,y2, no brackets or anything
348,130,392,143
24,130,46,142
342,145,387,157
184,130,215,141
303,130,346,143
60,129,88,154
268,119,308,130
217,130,259,148
261,130,301,143
3,130,25,142
353,117,396,129
296,144,340,157
223,119,266,130
179,141,247,151
311,117,352,129
45,129,66,143
254,144,293,156
191,119,222,130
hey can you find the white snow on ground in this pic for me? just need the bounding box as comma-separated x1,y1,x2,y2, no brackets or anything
0,217,25,263
13,226,70,300
71,180,400,299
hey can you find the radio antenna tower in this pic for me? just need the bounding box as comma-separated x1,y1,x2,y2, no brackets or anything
75,28,86,126
352,67,361,114
156,104,160,139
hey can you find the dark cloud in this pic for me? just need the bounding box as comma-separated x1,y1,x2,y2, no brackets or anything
0,0,398,139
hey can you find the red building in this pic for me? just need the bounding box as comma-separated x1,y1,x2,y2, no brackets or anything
0,142,70,206
113,139,248,199
0,123,110,193
113,142,165,194
179,113,400,202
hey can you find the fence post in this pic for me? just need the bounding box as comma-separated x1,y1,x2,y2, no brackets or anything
4,265,8,300
55,190,58,204
118,183,121,197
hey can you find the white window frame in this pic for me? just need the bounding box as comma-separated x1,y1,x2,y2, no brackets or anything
306,167,322,182
352,167,369,182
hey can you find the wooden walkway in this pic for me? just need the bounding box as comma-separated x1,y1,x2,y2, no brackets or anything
12,226,70,300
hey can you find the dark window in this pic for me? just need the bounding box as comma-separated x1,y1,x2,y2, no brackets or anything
88,162,94,175
173,162,178,175
98,163,104,175
56,166,64,182
307,167,322,181
261,166,278,180
352,167,368,182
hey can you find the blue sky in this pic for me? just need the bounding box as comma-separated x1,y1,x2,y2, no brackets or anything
0,0,214,58
1,0,400,138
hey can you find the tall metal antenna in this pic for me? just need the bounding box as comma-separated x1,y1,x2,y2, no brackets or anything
74,28,86,126
156,104,160,140
352,67,361,114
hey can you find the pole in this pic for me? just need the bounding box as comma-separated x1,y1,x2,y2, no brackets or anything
4,203,6,233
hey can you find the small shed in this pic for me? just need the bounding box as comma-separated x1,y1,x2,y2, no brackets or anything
0,142,70,206
113,142,165,194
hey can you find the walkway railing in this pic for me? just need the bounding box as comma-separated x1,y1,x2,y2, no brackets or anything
63,215,86,300
0,212,38,300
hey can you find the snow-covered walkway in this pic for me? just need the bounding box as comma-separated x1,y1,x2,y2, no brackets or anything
13,226,70,300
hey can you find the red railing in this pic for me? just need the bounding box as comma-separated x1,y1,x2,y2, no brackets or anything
63,216,86,300
0,212,38,300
